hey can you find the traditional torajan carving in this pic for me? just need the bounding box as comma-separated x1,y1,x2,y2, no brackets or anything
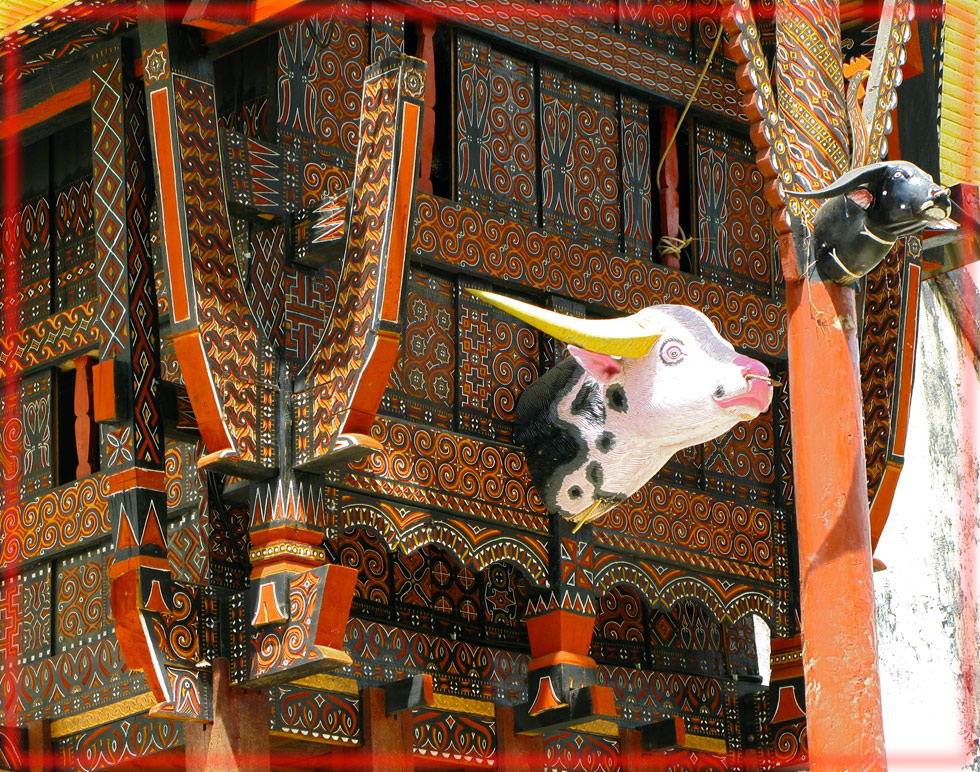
469,290,774,529
792,160,952,283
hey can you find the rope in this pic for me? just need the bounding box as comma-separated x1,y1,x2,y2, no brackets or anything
655,26,725,188
657,227,695,263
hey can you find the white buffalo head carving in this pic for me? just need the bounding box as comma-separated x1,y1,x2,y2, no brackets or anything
471,290,774,530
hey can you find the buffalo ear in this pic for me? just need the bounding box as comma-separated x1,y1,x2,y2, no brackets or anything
846,188,873,209
568,345,622,384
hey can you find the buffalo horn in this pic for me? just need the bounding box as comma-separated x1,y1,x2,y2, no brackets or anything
787,161,890,199
468,289,664,357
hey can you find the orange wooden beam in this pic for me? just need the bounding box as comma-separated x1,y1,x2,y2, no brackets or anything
0,79,87,141
786,277,886,772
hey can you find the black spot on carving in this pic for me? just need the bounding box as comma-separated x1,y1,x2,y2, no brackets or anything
607,384,628,413
713,385,725,399
585,461,603,489
568,486,583,500
570,380,606,425
596,432,615,453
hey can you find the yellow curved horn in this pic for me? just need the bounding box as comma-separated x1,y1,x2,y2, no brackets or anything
467,289,664,358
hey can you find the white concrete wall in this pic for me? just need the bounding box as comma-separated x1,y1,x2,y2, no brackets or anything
875,272,980,771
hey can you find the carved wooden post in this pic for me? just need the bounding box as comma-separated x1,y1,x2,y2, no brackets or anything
495,705,543,772
415,20,437,194
72,355,96,477
785,277,886,771
185,658,271,772
658,105,681,270
359,686,414,772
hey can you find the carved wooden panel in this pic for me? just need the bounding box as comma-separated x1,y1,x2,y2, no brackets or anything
694,123,775,296
21,371,53,496
455,35,538,225
620,95,654,260
54,175,96,311
55,543,110,652
457,282,539,442
383,267,456,430
619,0,692,55
539,67,621,250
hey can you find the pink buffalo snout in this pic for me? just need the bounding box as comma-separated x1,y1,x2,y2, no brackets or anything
713,354,774,414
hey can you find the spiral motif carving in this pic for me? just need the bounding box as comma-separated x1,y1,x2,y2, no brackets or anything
411,195,785,358
3,477,109,565
341,418,549,533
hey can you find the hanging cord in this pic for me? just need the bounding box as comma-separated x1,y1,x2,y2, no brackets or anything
657,226,696,263
655,26,725,187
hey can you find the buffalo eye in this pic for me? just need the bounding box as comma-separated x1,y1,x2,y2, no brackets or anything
660,340,685,365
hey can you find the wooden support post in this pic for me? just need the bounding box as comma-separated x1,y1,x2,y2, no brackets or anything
415,20,436,195
359,686,414,772
72,355,97,478
658,105,681,270
495,705,543,772
786,279,886,772
26,719,51,772
185,658,271,772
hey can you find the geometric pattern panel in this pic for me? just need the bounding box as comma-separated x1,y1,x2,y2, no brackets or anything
382,267,456,430
54,541,110,652
595,481,777,577
619,0,693,54
343,616,529,703
278,10,369,164
455,35,538,225
539,66,620,251
702,393,777,506
168,508,208,585
2,476,111,565
591,587,760,682
269,683,360,744
19,635,140,721
165,438,205,514
545,732,620,772
620,95,654,260
694,122,775,297
54,715,182,772
336,418,550,533
277,9,368,209
861,242,905,501
54,175,96,311
17,562,51,665
774,365,794,508
457,282,539,442
411,195,788,360
414,710,495,767
7,193,51,328
21,370,53,495
333,528,529,648
598,663,733,733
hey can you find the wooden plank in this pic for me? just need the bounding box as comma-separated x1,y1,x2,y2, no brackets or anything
0,80,87,140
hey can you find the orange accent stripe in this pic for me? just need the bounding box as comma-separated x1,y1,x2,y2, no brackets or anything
149,87,191,324
381,101,421,324
251,0,309,24
172,330,234,455
108,555,171,579
343,329,400,435
870,460,902,550
104,467,167,494
0,80,88,141
893,263,920,455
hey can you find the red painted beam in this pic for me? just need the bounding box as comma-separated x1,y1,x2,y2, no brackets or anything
0,80,87,140
786,278,886,772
